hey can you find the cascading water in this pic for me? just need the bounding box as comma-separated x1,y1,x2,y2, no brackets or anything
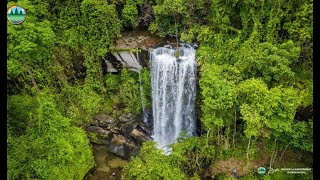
137,51,147,124
150,45,197,151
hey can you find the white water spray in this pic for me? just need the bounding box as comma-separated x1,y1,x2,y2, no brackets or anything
150,45,197,150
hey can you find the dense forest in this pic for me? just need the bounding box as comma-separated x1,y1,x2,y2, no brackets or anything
7,0,313,179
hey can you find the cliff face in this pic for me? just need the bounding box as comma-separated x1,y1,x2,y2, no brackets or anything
113,29,176,51
102,29,176,74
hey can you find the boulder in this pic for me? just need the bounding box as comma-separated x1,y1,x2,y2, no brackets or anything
108,144,125,157
110,134,126,145
108,134,139,159
108,157,127,168
96,166,110,173
130,129,149,145
120,121,138,137
109,126,120,134
137,121,151,135
126,113,133,119
92,114,116,127
87,111,153,159
86,126,111,145
119,114,131,123
87,126,111,137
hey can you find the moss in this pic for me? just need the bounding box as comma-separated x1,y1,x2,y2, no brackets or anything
109,47,141,53
100,133,109,139
87,132,100,144
108,158,128,168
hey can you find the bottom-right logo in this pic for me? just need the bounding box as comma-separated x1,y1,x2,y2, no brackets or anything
258,167,266,175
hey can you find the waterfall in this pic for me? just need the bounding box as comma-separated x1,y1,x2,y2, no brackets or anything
137,52,148,124
138,71,146,120
150,45,197,151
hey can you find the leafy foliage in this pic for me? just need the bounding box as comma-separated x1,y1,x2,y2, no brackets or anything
171,136,215,176
149,0,210,37
7,92,94,179
123,136,216,179
122,0,139,28
105,69,144,113
122,141,187,180
7,0,313,179
7,0,56,94
140,68,152,108
7,95,38,136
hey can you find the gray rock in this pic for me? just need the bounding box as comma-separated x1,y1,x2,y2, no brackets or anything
108,144,125,157
126,113,133,119
120,121,138,137
137,122,151,135
131,129,149,145
119,114,131,123
110,135,126,145
109,126,120,134
87,126,111,136
92,114,115,127
88,110,153,160
108,135,139,159
86,126,111,145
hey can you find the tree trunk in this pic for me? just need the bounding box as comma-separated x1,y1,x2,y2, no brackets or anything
217,127,220,145
195,150,200,171
12,78,21,92
55,62,68,87
269,138,278,171
246,136,251,170
206,128,211,148
272,149,278,164
25,65,40,93
233,105,237,149
174,14,179,48
280,142,290,160
99,58,104,84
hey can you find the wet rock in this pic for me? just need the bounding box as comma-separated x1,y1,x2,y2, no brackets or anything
87,110,153,160
125,140,137,149
87,126,110,134
108,134,140,159
119,114,131,123
126,113,133,119
86,126,111,145
140,108,153,130
131,129,149,145
111,135,126,145
92,114,115,127
108,144,125,157
120,121,138,137
131,129,146,138
85,144,131,179
137,121,151,135
109,126,120,134
96,166,110,173
91,145,111,173
108,157,127,168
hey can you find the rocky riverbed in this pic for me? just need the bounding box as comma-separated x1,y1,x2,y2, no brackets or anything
84,112,152,179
